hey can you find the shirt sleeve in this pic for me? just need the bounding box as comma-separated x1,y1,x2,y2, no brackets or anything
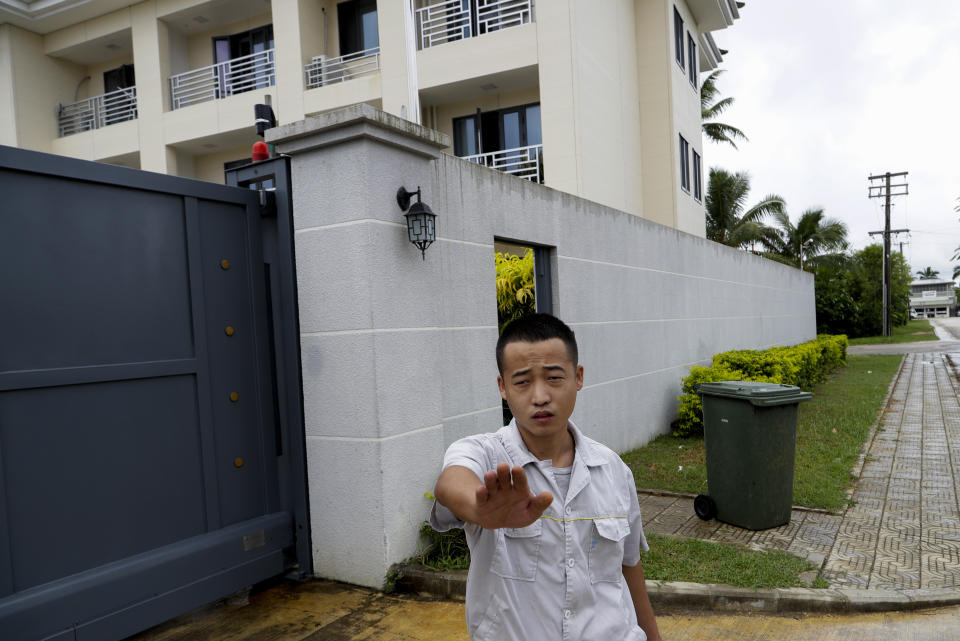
428,435,491,533
621,462,649,567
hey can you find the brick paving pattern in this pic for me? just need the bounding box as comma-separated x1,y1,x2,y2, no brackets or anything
639,351,960,592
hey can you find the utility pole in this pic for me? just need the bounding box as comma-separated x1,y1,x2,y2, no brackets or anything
868,171,909,337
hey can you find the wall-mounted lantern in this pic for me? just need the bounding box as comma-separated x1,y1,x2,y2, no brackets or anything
396,186,436,260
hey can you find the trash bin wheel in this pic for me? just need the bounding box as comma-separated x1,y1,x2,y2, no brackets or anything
694,494,717,521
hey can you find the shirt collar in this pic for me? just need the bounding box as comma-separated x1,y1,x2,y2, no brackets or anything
501,418,607,467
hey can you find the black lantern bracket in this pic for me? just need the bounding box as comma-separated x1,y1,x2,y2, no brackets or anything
397,186,437,260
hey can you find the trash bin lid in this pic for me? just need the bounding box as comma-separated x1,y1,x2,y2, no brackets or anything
696,381,812,406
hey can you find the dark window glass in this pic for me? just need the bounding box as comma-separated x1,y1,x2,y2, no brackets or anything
525,105,542,145
674,7,684,69
213,38,231,63
452,103,542,157
687,32,697,87
214,25,274,61
338,0,379,55
453,116,478,156
679,134,690,192
103,64,135,93
693,150,702,201
362,9,379,50
501,111,521,150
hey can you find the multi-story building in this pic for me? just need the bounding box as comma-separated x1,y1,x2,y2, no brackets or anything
910,278,957,318
0,0,738,235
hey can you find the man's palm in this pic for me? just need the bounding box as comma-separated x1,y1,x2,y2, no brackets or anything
474,463,553,530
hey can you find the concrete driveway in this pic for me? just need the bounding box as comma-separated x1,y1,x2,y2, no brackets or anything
847,318,960,355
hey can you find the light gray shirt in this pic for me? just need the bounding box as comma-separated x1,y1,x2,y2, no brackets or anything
430,419,648,641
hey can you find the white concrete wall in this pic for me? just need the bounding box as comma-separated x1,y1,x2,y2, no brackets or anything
268,104,816,589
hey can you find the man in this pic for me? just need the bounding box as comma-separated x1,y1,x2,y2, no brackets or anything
431,313,661,640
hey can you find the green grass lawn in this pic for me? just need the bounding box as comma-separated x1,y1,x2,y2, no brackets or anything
621,353,904,512
412,529,825,590
640,533,826,589
847,319,938,345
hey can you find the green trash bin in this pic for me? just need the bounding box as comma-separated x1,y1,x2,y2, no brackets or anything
693,381,812,530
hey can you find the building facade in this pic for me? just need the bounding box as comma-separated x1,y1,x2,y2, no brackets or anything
0,0,738,236
910,278,957,318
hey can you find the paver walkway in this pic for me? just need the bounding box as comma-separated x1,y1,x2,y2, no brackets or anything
639,350,960,592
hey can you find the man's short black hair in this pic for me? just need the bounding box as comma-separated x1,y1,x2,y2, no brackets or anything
496,313,578,374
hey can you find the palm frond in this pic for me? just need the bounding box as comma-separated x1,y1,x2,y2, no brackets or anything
703,122,748,148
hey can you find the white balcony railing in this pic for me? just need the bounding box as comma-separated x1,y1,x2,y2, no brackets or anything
57,87,138,137
169,49,275,110
463,144,542,183
305,46,380,89
416,0,534,50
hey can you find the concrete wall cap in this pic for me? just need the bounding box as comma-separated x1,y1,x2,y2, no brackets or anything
266,103,449,153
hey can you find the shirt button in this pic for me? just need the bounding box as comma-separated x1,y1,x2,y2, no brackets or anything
565,506,572,515
564,610,572,619
567,558,575,568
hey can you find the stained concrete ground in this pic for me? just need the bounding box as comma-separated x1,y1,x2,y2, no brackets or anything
129,325,960,640
127,578,960,640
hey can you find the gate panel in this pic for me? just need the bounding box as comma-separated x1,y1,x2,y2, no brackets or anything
195,198,274,527
2,376,206,591
0,146,308,641
3,172,194,371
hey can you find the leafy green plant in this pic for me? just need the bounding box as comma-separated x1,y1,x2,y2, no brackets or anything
675,363,758,438
415,522,470,571
382,566,404,593
495,249,535,332
674,335,848,437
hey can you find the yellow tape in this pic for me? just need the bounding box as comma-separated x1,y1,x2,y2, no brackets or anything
541,515,628,523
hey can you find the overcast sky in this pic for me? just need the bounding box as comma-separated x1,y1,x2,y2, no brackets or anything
705,0,959,283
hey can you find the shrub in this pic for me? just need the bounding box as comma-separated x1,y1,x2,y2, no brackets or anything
415,522,469,571
495,249,535,332
673,335,848,437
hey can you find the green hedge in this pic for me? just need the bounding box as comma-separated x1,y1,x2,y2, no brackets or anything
674,335,848,437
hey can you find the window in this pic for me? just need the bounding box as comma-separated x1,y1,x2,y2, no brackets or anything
679,134,690,192
338,0,379,55
212,25,274,95
452,103,542,157
692,150,702,201
103,64,135,93
687,32,697,87
673,7,684,69
213,25,274,63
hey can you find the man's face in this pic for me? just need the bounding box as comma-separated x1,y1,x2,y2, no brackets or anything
497,338,583,444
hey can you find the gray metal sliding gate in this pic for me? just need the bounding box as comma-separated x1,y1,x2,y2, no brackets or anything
0,146,309,641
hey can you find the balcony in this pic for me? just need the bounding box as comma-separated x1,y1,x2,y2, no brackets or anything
169,49,275,110
305,47,381,89
416,0,534,50
57,88,138,138
463,144,542,183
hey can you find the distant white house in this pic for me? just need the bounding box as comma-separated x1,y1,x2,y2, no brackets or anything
910,278,957,318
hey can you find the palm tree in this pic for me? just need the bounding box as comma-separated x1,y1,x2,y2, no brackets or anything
705,168,785,248
701,70,748,149
762,208,848,270
916,267,940,279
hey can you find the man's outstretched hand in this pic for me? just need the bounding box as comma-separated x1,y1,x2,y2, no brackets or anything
472,463,553,530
